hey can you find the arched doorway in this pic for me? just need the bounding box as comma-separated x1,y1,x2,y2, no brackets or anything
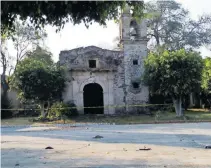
83,83,104,114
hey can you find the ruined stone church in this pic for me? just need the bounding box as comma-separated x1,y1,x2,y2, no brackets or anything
59,7,149,114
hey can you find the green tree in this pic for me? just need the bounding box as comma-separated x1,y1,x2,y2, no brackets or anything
144,49,203,116
1,22,47,95
26,46,54,65
146,0,211,50
1,37,13,94
1,1,144,35
1,37,13,118
201,57,211,107
11,21,47,70
10,56,66,117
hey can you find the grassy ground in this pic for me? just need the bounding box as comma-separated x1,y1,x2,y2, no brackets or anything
1,117,34,126
1,109,211,126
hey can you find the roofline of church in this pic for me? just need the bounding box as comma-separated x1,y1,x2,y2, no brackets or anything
59,45,123,55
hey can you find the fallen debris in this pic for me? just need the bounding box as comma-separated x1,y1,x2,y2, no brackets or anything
39,156,47,159
93,135,103,139
123,148,127,151
136,146,151,151
1,141,8,143
45,146,54,149
205,145,211,149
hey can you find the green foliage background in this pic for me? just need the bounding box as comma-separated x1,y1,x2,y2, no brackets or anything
144,49,203,99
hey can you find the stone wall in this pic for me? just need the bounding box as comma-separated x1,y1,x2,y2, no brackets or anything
122,42,149,113
1,86,20,109
59,10,149,115
119,8,149,113
60,46,124,114
59,46,121,71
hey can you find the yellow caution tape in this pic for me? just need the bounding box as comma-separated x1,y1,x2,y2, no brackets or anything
1,103,173,111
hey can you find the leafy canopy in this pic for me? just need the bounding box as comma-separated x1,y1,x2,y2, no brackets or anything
26,46,54,65
202,57,211,93
146,0,211,50
1,1,144,35
144,49,203,99
10,57,65,102
1,21,47,76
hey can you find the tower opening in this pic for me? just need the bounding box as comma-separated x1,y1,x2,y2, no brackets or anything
130,20,139,40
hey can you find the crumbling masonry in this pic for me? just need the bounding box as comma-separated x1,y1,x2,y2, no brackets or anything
59,7,149,114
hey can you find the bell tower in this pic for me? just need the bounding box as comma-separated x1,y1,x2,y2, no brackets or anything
119,5,149,112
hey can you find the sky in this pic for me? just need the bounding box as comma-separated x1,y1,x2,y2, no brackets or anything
5,0,211,63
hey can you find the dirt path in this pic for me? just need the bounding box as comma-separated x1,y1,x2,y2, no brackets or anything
1,123,211,168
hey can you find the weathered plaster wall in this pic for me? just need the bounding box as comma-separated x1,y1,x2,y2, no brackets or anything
119,10,149,113
121,42,148,113
1,86,20,109
59,11,149,115
60,46,122,114
123,43,149,98
63,71,115,114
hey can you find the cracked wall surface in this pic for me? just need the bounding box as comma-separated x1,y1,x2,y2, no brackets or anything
59,44,148,114
59,13,149,114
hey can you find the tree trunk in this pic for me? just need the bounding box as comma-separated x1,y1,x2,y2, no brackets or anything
189,93,194,107
155,34,160,46
47,101,50,117
154,23,160,46
1,74,9,94
40,101,45,118
173,97,183,117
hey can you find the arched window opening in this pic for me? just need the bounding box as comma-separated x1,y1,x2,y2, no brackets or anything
130,20,139,40
132,82,140,89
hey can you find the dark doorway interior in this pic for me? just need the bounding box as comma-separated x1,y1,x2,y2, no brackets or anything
83,83,104,114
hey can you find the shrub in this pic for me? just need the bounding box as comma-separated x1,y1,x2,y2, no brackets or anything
166,105,175,113
17,100,40,117
66,101,78,117
48,102,67,119
1,93,13,119
48,101,78,119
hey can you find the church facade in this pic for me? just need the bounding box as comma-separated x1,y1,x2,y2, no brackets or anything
59,8,149,114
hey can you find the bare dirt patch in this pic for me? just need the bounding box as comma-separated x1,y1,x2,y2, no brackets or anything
1,123,211,168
